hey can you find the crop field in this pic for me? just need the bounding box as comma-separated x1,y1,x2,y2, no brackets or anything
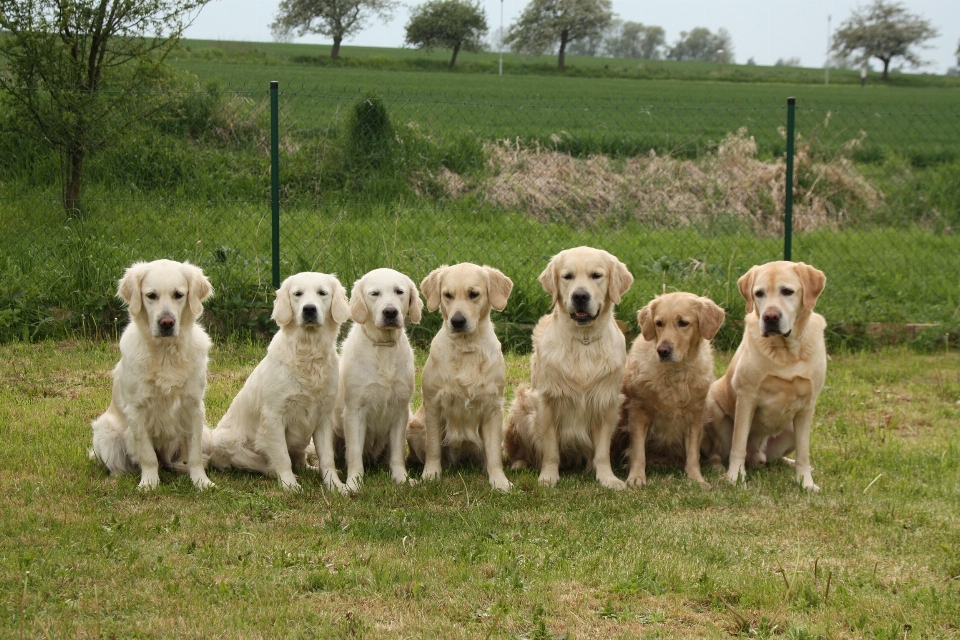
2,341,959,637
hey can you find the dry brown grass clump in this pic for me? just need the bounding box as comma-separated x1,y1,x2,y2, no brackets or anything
445,128,882,233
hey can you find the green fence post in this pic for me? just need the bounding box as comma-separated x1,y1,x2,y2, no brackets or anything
270,80,280,290
784,96,796,261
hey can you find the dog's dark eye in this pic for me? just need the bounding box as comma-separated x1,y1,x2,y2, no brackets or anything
145,292,158,301
444,292,454,300
655,320,663,328
562,273,574,280
395,288,404,295
781,288,794,296
173,291,184,300
370,290,380,297
293,291,303,298
678,319,689,328
318,290,327,297
755,290,765,298
468,291,480,300
591,272,603,280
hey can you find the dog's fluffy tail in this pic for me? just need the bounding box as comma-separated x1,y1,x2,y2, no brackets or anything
406,405,427,464
90,407,139,476
504,385,538,470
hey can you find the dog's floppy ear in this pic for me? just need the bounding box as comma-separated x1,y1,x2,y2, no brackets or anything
795,262,826,311
538,256,560,303
331,278,350,325
697,296,726,341
349,277,369,325
406,275,423,324
607,254,634,305
738,266,758,314
117,262,149,317
638,300,657,342
485,266,513,312
421,266,446,313
184,262,213,317
271,277,294,327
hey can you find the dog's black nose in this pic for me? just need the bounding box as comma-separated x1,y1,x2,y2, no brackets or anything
382,306,398,320
450,312,468,331
657,344,673,360
571,289,590,307
302,304,318,319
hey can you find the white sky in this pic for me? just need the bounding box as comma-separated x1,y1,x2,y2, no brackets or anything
184,0,960,74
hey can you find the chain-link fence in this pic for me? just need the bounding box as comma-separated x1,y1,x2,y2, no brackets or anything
1,83,958,348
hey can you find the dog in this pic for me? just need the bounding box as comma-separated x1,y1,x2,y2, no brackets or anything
504,246,634,489
616,292,725,488
89,259,215,490
334,268,423,492
406,263,514,491
204,272,350,492
704,261,827,490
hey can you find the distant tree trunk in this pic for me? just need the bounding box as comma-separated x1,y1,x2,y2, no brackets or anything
62,145,85,214
880,57,891,81
331,35,343,60
449,43,461,68
558,29,569,70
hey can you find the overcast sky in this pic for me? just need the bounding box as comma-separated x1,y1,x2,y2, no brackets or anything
184,0,959,74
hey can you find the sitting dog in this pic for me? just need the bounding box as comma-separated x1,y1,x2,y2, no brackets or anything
504,246,634,489
89,259,215,490
205,272,349,492
334,268,423,492
704,261,827,490
406,263,514,491
616,292,725,488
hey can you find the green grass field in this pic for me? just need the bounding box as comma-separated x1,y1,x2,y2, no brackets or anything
2,340,959,637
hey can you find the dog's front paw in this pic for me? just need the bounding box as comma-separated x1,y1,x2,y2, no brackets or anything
192,474,216,491
800,475,820,492
280,478,302,493
421,464,442,481
391,471,408,486
346,476,364,493
488,472,512,492
138,470,160,491
599,475,627,491
626,473,647,488
537,470,559,488
725,463,746,485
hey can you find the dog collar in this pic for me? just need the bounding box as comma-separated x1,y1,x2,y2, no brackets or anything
361,325,397,347
577,333,602,345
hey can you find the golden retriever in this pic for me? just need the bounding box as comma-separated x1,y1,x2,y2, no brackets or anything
504,246,634,489
89,259,214,490
616,292,725,488
335,268,423,492
704,261,827,490
406,263,514,491
205,272,350,492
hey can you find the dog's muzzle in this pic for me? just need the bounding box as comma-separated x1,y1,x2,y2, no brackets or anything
657,344,674,362
761,310,789,338
569,289,598,325
449,312,468,333
380,306,400,328
301,304,319,325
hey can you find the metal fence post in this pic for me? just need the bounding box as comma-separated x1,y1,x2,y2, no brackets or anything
784,96,795,261
270,80,280,290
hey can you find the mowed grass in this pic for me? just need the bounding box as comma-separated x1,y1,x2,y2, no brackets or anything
2,339,959,638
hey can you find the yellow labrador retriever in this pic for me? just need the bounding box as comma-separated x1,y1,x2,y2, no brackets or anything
406,263,513,491
616,292,725,488
205,272,350,492
704,261,827,490
335,268,423,492
89,260,215,490
504,246,634,489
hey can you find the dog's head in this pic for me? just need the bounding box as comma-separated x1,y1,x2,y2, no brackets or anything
272,272,350,330
738,261,826,339
638,292,725,363
421,263,512,335
539,246,633,326
349,268,423,330
118,259,212,338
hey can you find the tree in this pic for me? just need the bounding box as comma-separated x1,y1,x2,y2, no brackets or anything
831,0,938,81
405,0,488,69
0,0,208,214
667,27,734,63
605,21,665,59
504,0,613,71
271,0,397,60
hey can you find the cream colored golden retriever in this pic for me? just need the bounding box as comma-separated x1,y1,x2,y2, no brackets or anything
406,263,513,491
504,247,634,489
616,292,725,488
335,268,423,492
205,272,349,492
704,261,827,490
89,259,214,490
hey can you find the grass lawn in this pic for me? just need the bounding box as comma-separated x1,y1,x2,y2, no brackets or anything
2,339,959,637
